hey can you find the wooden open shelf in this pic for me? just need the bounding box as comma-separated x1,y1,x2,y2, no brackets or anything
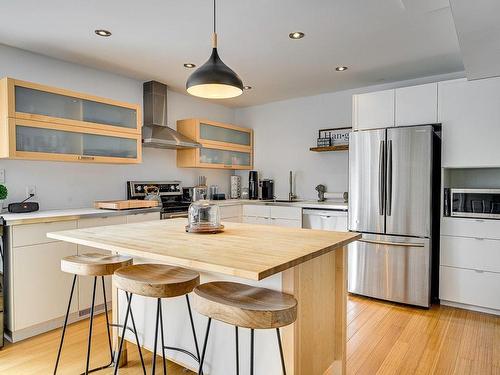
309,145,349,152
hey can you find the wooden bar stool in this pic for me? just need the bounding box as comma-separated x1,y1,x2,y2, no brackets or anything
112,263,201,375
193,281,298,375
54,253,136,375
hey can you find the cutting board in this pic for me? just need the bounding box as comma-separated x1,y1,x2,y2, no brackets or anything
94,200,159,210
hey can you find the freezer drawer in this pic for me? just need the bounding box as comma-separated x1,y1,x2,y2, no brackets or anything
348,234,431,307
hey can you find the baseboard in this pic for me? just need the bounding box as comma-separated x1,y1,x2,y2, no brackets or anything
440,300,500,316
6,302,111,343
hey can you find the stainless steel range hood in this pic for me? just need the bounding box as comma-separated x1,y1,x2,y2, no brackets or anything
142,81,201,149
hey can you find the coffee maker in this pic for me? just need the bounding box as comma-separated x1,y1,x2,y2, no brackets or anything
260,179,275,200
248,171,259,200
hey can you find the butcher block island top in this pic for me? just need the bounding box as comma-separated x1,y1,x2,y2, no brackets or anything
48,218,360,375
47,218,360,280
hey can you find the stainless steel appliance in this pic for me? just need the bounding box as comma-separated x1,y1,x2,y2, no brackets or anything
0,217,4,348
449,188,500,219
249,171,259,200
348,125,441,307
260,179,275,200
142,81,202,149
302,209,348,231
127,181,190,219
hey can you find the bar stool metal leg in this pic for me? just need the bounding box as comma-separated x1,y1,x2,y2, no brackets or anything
84,277,98,374
53,274,77,375
198,318,212,375
125,292,146,374
250,329,255,375
235,326,240,375
158,299,167,375
276,328,287,375
151,299,161,375
113,293,133,375
186,295,201,362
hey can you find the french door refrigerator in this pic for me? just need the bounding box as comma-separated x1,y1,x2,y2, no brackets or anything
348,125,440,307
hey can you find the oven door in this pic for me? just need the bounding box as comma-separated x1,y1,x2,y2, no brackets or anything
451,189,500,219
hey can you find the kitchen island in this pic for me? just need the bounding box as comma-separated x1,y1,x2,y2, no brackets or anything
48,219,360,375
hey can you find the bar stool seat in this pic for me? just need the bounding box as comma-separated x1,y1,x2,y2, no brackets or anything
193,281,297,329
113,264,202,375
113,263,200,298
193,281,298,375
61,253,132,276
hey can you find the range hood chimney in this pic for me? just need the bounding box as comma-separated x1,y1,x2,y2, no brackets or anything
142,81,201,149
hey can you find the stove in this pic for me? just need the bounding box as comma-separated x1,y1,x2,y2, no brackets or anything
127,181,191,219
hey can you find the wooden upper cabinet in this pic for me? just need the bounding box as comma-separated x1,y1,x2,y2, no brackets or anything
177,119,253,170
0,77,142,163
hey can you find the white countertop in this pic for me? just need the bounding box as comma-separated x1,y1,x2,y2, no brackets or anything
1,207,161,225
211,199,348,211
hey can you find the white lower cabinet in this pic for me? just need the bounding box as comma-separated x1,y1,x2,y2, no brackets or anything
242,204,301,228
439,232,500,314
7,211,160,341
220,205,243,223
440,266,500,311
12,241,78,331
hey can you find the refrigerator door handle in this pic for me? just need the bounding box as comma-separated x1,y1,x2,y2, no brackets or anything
379,140,385,216
386,139,393,216
358,238,425,248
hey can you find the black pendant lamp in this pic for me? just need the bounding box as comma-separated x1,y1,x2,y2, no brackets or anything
186,0,243,99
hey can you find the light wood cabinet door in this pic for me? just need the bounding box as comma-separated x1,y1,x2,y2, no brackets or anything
439,77,500,167
395,83,438,126
353,89,395,130
13,242,78,330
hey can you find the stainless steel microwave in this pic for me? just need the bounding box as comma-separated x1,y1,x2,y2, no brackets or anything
450,188,500,219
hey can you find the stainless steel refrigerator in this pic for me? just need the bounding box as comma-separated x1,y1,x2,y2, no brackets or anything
348,125,440,307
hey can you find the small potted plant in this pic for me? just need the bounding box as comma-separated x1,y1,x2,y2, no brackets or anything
0,184,7,211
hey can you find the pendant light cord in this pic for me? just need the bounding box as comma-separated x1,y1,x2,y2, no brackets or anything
213,0,216,33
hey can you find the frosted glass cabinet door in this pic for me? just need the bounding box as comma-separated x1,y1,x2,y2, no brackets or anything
16,125,137,159
15,86,137,130
199,148,251,167
199,123,251,147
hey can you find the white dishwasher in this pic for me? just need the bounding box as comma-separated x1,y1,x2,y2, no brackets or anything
302,209,348,231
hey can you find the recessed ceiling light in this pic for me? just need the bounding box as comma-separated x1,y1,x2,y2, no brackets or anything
184,63,196,68
289,31,305,40
95,29,112,37
243,85,252,90
335,66,348,72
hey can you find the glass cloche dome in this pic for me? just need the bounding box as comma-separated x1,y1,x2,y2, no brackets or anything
186,200,224,233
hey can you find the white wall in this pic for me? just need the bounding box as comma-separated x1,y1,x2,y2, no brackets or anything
235,72,464,200
0,44,234,209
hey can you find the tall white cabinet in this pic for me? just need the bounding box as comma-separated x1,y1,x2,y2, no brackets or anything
439,77,500,168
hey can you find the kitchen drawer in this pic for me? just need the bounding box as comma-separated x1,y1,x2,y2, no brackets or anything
78,216,127,229
441,235,500,273
126,212,160,223
270,206,302,220
242,216,270,225
441,217,500,240
439,266,500,310
220,205,242,219
270,218,301,228
12,220,77,247
224,216,242,223
242,205,270,218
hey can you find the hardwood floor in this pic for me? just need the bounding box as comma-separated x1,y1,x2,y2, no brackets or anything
0,296,498,374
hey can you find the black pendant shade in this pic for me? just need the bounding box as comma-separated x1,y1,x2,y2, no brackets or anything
186,0,243,99
186,47,243,99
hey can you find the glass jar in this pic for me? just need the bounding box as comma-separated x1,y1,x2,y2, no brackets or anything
187,200,222,231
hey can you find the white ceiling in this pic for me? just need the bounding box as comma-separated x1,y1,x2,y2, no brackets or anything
450,0,500,81
0,0,463,107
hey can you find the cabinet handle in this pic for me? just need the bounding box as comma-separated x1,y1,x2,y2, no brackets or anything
78,155,95,161
474,237,485,240
474,269,485,274
475,219,485,223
